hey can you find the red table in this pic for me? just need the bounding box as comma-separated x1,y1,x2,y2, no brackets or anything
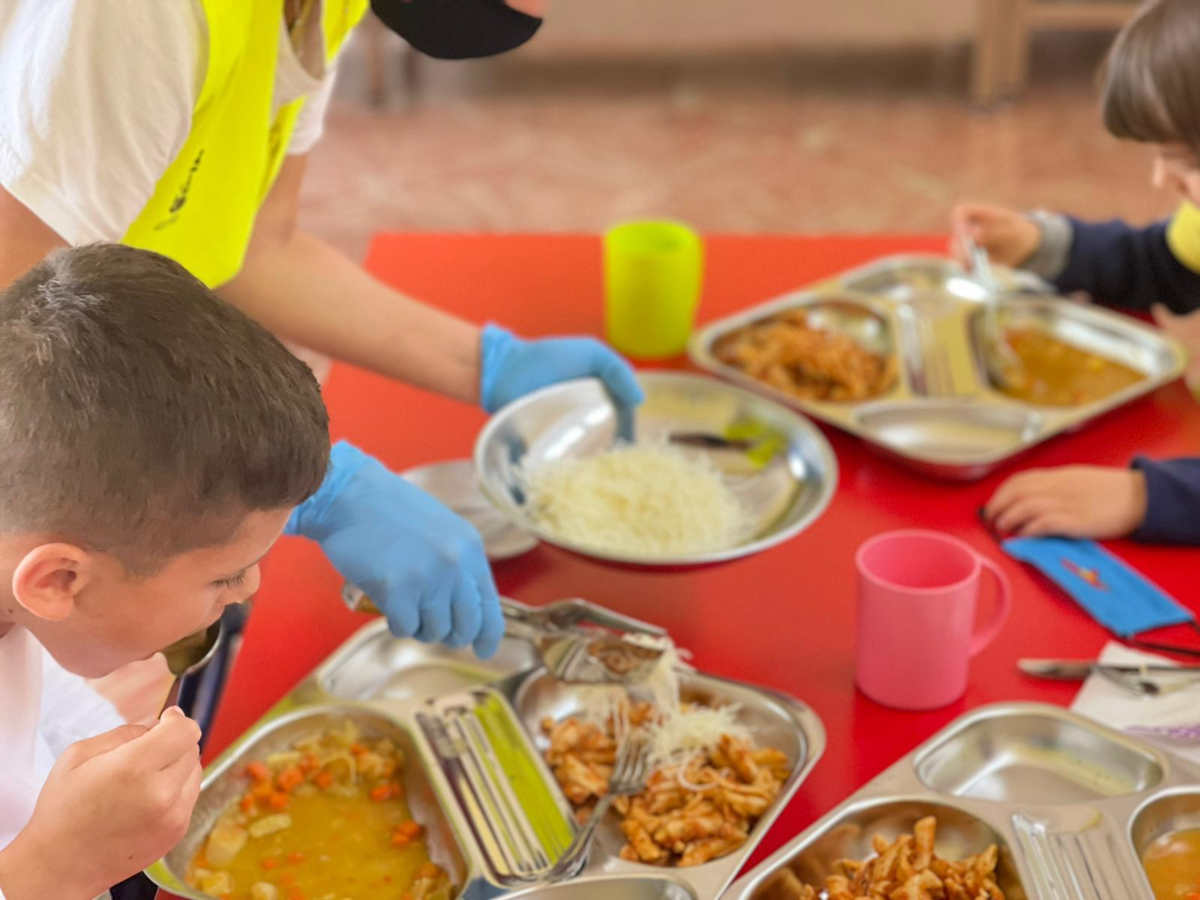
164,234,1200,897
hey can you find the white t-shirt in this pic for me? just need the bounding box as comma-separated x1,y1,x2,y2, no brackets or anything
0,626,124,885
0,0,339,247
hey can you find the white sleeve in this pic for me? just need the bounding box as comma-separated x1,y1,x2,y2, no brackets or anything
39,650,123,758
0,0,202,245
288,65,339,156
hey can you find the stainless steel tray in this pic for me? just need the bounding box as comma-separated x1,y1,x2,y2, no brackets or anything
147,616,826,900
725,702,1200,900
689,255,1188,480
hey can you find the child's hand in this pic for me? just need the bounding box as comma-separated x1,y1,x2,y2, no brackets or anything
951,204,1042,268
984,466,1148,540
1152,304,1200,395
0,707,202,900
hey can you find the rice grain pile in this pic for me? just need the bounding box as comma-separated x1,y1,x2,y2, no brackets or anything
524,443,750,557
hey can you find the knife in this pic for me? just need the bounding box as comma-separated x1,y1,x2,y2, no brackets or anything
1018,658,1200,681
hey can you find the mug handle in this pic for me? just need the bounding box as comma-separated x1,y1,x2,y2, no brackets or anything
969,556,1012,657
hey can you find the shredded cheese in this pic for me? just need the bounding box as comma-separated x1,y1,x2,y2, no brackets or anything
524,443,750,557
645,704,750,772
572,637,750,777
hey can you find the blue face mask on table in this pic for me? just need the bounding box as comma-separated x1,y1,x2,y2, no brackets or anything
1002,537,1194,638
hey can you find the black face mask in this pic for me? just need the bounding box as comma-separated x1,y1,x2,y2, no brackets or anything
371,0,543,60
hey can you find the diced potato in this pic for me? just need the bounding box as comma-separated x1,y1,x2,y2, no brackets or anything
250,883,279,900
204,821,248,868
357,751,385,778
264,750,303,769
248,813,293,838
198,870,235,895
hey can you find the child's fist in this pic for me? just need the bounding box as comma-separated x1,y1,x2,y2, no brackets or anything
984,466,1148,540
0,707,202,900
951,204,1043,268
1152,304,1200,397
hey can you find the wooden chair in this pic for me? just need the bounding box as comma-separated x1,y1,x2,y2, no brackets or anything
973,0,1141,105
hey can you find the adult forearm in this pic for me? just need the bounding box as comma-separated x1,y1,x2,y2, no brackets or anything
218,231,482,404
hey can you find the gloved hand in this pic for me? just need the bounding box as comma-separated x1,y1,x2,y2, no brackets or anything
479,324,644,413
286,442,504,658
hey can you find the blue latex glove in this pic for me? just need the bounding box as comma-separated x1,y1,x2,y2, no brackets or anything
286,442,504,658
479,324,644,413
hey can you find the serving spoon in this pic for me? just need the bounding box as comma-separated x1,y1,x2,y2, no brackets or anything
341,584,673,686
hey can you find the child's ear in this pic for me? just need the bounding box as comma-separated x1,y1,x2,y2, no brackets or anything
11,543,92,622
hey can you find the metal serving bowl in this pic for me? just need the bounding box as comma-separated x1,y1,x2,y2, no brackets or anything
473,371,838,568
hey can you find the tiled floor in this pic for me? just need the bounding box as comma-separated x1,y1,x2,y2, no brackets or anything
301,32,1175,260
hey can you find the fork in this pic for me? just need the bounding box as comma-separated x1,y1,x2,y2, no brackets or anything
543,734,650,882
1097,666,1200,699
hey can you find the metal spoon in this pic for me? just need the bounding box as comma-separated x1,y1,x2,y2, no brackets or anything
159,620,223,714
341,585,671,686
614,401,636,445
959,229,1025,391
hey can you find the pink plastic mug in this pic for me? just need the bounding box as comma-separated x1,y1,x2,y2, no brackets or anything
855,530,1012,711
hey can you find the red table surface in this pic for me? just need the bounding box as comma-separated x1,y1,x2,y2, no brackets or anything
163,234,1200,897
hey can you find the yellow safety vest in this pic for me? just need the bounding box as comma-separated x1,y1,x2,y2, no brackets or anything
122,0,369,288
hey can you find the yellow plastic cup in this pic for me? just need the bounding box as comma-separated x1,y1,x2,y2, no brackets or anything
604,221,704,360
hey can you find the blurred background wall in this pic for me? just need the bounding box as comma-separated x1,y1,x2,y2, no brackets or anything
302,2,1157,260
524,1,975,52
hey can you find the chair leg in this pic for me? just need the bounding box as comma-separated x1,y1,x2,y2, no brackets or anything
972,0,1010,107
364,13,389,107
1003,0,1033,97
402,43,422,95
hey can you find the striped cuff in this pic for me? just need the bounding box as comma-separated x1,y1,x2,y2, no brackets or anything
1021,210,1074,282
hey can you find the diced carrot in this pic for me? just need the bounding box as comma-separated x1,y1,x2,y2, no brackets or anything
276,766,305,793
298,753,319,774
349,743,369,756
313,770,334,790
246,761,271,782
252,780,276,801
401,894,415,900
280,873,296,887
287,851,305,864
268,792,290,811
391,832,411,848
262,858,280,870
399,820,424,839
239,794,255,813
287,891,305,900
369,783,396,802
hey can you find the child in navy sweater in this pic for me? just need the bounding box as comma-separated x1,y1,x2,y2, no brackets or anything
964,0,1200,546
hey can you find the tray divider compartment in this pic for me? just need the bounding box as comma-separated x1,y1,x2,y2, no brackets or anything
1013,812,1147,900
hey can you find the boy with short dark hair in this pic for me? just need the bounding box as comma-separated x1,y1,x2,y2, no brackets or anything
962,0,1200,544
0,244,332,898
